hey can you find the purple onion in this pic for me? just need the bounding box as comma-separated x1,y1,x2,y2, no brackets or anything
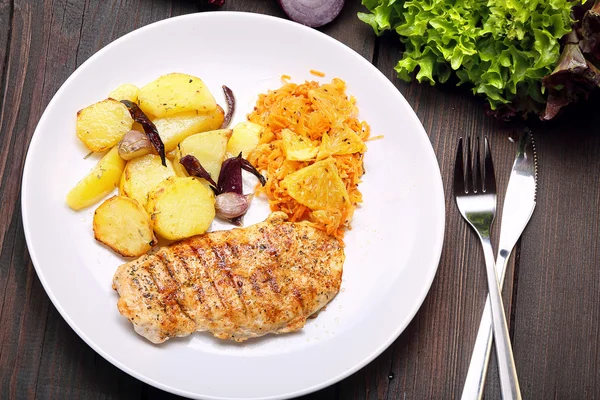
278,0,345,28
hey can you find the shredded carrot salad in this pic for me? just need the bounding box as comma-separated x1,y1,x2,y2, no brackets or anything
247,78,370,242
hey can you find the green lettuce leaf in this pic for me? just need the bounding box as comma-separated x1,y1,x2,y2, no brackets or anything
358,0,573,112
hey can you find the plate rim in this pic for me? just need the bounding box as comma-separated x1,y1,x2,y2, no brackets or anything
21,11,445,400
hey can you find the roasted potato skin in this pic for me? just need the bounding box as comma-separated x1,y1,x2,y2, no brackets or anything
66,146,125,210
93,195,157,257
76,99,134,152
146,177,215,241
138,73,217,118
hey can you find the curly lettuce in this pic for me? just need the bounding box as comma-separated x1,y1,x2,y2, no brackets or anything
358,0,573,115
541,1,600,119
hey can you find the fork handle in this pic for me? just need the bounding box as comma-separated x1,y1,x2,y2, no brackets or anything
461,249,512,400
478,236,522,400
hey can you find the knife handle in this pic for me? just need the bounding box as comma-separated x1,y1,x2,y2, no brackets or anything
461,249,512,400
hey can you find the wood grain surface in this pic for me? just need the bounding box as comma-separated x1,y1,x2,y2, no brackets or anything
0,1,599,399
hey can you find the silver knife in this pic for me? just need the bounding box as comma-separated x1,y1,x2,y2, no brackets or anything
461,129,538,400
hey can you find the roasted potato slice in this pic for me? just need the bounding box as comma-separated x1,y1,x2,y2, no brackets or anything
146,177,215,240
226,121,263,158
178,129,232,182
66,147,125,210
152,106,224,152
108,83,140,103
170,149,217,192
120,154,176,206
138,73,217,118
170,148,189,177
93,195,157,257
76,98,134,152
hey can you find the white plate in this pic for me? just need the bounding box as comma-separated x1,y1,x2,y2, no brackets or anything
22,12,444,400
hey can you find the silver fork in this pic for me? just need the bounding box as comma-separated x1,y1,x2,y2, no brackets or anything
454,137,522,400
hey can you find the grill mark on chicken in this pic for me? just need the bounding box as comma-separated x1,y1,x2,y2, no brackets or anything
261,224,304,330
193,243,225,308
143,257,192,324
196,240,241,336
216,237,275,338
194,240,239,338
211,239,250,325
249,271,262,295
264,267,280,294
119,258,195,342
292,287,305,314
113,212,344,343
185,243,218,328
175,245,210,312
158,247,201,325
260,223,307,318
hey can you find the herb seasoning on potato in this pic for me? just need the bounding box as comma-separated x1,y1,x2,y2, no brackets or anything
67,73,264,258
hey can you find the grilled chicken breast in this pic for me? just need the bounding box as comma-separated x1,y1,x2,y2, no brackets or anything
112,212,344,343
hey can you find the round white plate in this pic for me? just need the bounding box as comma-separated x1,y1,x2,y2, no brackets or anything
22,12,444,400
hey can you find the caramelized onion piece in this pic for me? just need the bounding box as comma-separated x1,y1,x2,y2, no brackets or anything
240,157,267,186
181,152,266,226
121,100,166,166
220,85,235,129
180,154,218,189
217,154,243,195
217,153,266,195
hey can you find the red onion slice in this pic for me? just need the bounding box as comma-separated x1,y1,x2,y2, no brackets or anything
278,0,345,28
220,85,235,129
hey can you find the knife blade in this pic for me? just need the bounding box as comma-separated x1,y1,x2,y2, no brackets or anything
461,129,538,400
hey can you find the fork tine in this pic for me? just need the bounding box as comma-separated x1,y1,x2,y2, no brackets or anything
454,137,465,194
465,137,473,194
473,136,480,193
484,137,496,193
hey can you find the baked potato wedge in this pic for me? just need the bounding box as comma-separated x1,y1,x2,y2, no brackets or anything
76,98,134,152
227,121,263,158
66,146,125,210
138,73,217,118
146,177,215,241
108,83,140,103
93,195,157,257
152,106,224,152
178,129,232,182
120,154,176,207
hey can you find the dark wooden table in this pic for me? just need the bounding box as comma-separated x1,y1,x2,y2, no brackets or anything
2,1,599,399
